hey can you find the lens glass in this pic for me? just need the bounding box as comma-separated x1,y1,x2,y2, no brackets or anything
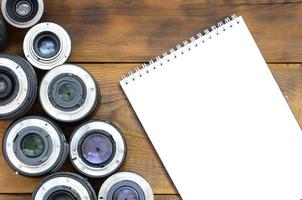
37,37,57,57
113,187,139,200
21,133,45,158
58,82,77,102
81,133,114,165
49,191,76,200
15,0,32,17
0,78,7,93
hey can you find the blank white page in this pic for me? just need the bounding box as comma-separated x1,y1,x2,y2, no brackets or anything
120,16,302,200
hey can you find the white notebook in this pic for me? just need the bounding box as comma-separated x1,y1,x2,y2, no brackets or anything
120,15,302,200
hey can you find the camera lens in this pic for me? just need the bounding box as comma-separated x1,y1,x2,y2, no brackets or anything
40,64,100,123
1,0,44,28
32,172,97,200
3,116,68,177
24,22,71,70
98,172,154,200
0,54,37,120
0,16,8,50
70,120,126,178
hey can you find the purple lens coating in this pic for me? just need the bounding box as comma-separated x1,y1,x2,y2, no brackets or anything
81,133,114,165
0,78,7,93
113,187,139,200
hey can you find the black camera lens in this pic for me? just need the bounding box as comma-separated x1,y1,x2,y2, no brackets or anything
3,116,68,177
0,54,37,120
40,64,100,123
24,22,71,70
1,0,43,28
0,16,7,50
32,172,97,200
70,120,126,178
98,172,154,200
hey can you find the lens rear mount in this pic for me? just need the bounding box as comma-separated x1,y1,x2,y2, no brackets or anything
1,0,44,28
32,172,97,200
70,120,126,178
40,64,100,123
24,22,71,70
3,116,68,177
0,54,37,120
98,172,154,200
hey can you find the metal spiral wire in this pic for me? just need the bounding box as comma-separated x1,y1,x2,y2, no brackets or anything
121,14,238,84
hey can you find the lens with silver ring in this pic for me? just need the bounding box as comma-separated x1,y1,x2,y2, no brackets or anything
32,172,97,200
3,116,68,177
24,22,71,70
0,54,37,120
70,120,126,178
98,172,154,200
40,64,100,123
1,0,44,28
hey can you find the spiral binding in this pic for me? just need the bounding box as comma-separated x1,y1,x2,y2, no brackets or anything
121,14,238,85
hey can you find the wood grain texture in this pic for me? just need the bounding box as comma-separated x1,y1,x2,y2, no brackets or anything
0,194,181,200
0,63,301,195
3,0,302,63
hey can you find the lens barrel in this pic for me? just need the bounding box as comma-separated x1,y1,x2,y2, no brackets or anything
1,0,44,28
3,116,68,177
39,64,100,123
70,120,126,178
32,172,97,200
0,16,8,50
24,22,71,70
0,54,37,120
98,172,154,200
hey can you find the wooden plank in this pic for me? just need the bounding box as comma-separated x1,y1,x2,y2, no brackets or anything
0,194,181,200
3,1,302,63
0,63,301,194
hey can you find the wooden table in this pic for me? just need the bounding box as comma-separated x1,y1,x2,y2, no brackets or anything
1,0,302,199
